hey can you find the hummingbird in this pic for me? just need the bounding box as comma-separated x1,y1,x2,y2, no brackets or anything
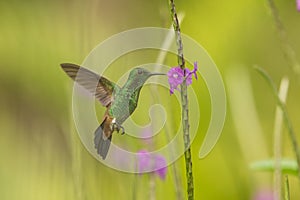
61,63,165,159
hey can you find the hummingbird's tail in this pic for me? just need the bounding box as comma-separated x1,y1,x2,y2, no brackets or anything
94,118,112,160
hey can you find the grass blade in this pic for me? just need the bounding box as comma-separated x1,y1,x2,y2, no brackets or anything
254,66,300,180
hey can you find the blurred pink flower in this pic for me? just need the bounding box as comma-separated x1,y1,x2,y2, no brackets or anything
137,150,167,180
253,190,274,200
297,0,300,11
137,150,151,172
153,154,167,180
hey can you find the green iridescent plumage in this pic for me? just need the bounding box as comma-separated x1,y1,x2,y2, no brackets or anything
61,63,165,159
109,68,156,124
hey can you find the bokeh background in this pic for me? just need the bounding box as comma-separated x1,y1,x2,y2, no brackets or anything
1,0,300,199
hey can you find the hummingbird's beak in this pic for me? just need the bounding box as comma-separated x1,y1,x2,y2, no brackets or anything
150,72,166,76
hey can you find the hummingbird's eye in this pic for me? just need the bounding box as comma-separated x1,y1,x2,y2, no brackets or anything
138,69,143,74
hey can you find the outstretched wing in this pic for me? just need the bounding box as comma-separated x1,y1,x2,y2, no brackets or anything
61,63,120,107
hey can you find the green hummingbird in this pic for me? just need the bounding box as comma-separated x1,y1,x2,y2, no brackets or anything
61,63,165,159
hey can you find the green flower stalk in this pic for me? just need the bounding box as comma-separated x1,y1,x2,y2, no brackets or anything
284,175,290,200
255,67,300,180
266,0,300,77
169,0,194,199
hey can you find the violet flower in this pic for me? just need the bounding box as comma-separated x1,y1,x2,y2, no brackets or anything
137,150,151,172
137,150,167,180
298,0,300,11
185,61,198,85
167,62,198,95
154,154,167,179
253,190,274,200
167,66,184,94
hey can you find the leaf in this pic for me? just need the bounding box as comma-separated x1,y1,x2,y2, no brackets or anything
250,159,298,176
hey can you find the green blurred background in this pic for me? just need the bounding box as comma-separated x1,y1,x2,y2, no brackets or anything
1,0,300,199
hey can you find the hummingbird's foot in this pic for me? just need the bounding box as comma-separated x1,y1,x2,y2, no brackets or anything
119,126,125,135
115,125,125,135
110,118,126,135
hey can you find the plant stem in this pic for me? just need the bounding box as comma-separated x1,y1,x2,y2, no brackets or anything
149,173,156,200
132,161,139,200
169,0,185,68
255,67,300,180
169,0,194,199
284,175,290,200
266,0,300,77
151,13,185,200
273,77,289,200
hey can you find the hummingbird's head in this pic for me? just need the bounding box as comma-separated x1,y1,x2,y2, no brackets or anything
127,68,166,88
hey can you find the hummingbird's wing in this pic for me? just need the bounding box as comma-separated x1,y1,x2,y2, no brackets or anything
61,63,120,107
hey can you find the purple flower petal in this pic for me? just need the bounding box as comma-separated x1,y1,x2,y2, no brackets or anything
298,0,300,11
154,154,167,180
184,62,198,86
169,87,175,94
136,150,168,180
253,190,274,200
137,150,151,173
167,62,198,94
167,67,184,94
185,68,193,86
193,62,198,80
